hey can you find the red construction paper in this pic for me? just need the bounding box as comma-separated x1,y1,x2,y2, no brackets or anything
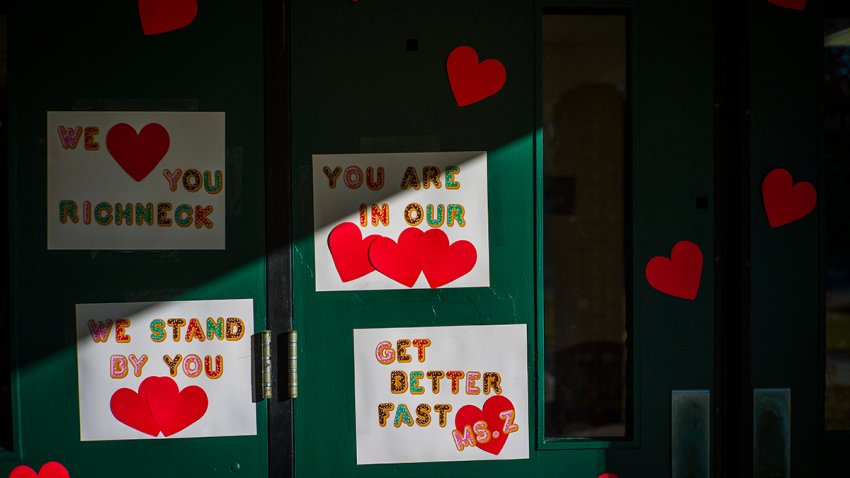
145,376,209,437
598,474,620,478
110,377,161,437
645,240,703,300
766,0,806,11
418,229,477,288
138,0,198,35
761,168,816,228
328,222,380,282
446,45,506,107
106,123,170,182
8,463,69,478
454,395,516,455
368,228,423,287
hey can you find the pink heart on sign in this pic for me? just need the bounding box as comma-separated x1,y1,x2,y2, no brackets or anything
106,123,170,182
8,462,69,478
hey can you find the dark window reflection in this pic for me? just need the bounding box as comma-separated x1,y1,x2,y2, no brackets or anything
542,14,629,439
824,18,850,432
0,9,11,450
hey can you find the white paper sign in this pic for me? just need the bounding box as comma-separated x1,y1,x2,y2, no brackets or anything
76,299,256,441
353,324,529,464
47,111,226,250
313,152,489,291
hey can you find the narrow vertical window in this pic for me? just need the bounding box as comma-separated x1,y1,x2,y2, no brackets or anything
542,13,629,439
823,18,850,432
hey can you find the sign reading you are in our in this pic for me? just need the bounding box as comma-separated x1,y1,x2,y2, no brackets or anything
312,151,489,291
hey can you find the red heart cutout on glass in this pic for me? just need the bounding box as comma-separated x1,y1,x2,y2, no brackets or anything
446,45,507,107
328,222,380,282
645,240,703,300
369,228,423,287
138,0,199,35
145,376,208,437
598,474,620,478
418,229,477,288
110,376,161,437
8,463,69,478
454,395,517,456
106,123,170,182
766,0,806,11
761,168,816,228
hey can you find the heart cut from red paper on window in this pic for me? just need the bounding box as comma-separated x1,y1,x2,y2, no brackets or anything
8,463,70,478
766,0,806,11
328,222,381,282
106,123,170,182
446,45,507,107
418,229,477,288
645,240,703,300
454,395,517,455
761,168,817,228
368,228,424,287
138,0,198,35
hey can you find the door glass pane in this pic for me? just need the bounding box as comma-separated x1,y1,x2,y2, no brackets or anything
542,14,629,439
0,9,10,450
824,18,850,432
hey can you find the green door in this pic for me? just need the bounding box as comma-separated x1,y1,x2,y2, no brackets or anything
2,1,268,476
291,0,715,476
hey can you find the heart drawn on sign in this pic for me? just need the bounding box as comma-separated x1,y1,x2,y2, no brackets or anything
766,0,806,11
328,222,381,282
138,0,199,35
418,229,477,288
446,45,507,107
761,168,817,228
368,228,424,287
645,240,703,300
110,376,208,437
106,123,170,182
454,395,517,456
8,462,69,478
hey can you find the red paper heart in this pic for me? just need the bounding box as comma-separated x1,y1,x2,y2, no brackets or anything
8,463,69,478
454,395,516,456
447,45,507,107
138,0,198,35
762,168,817,228
598,474,620,478
368,228,423,287
110,376,161,437
106,123,170,182
766,0,806,11
145,376,208,437
418,229,477,288
328,222,380,282
645,240,703,300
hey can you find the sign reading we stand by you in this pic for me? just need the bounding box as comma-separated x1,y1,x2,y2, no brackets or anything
75,299,256,441
47,111,225,250
313,151,489,291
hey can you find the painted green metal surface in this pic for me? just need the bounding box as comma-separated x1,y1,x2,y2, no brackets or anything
1,1,268,476
292,1,714,477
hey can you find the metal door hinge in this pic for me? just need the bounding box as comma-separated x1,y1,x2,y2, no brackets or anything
287,330,298,399
251,330,273,402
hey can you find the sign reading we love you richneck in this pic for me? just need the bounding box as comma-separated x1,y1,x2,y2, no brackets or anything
47,111,225,250
312,151,490,291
